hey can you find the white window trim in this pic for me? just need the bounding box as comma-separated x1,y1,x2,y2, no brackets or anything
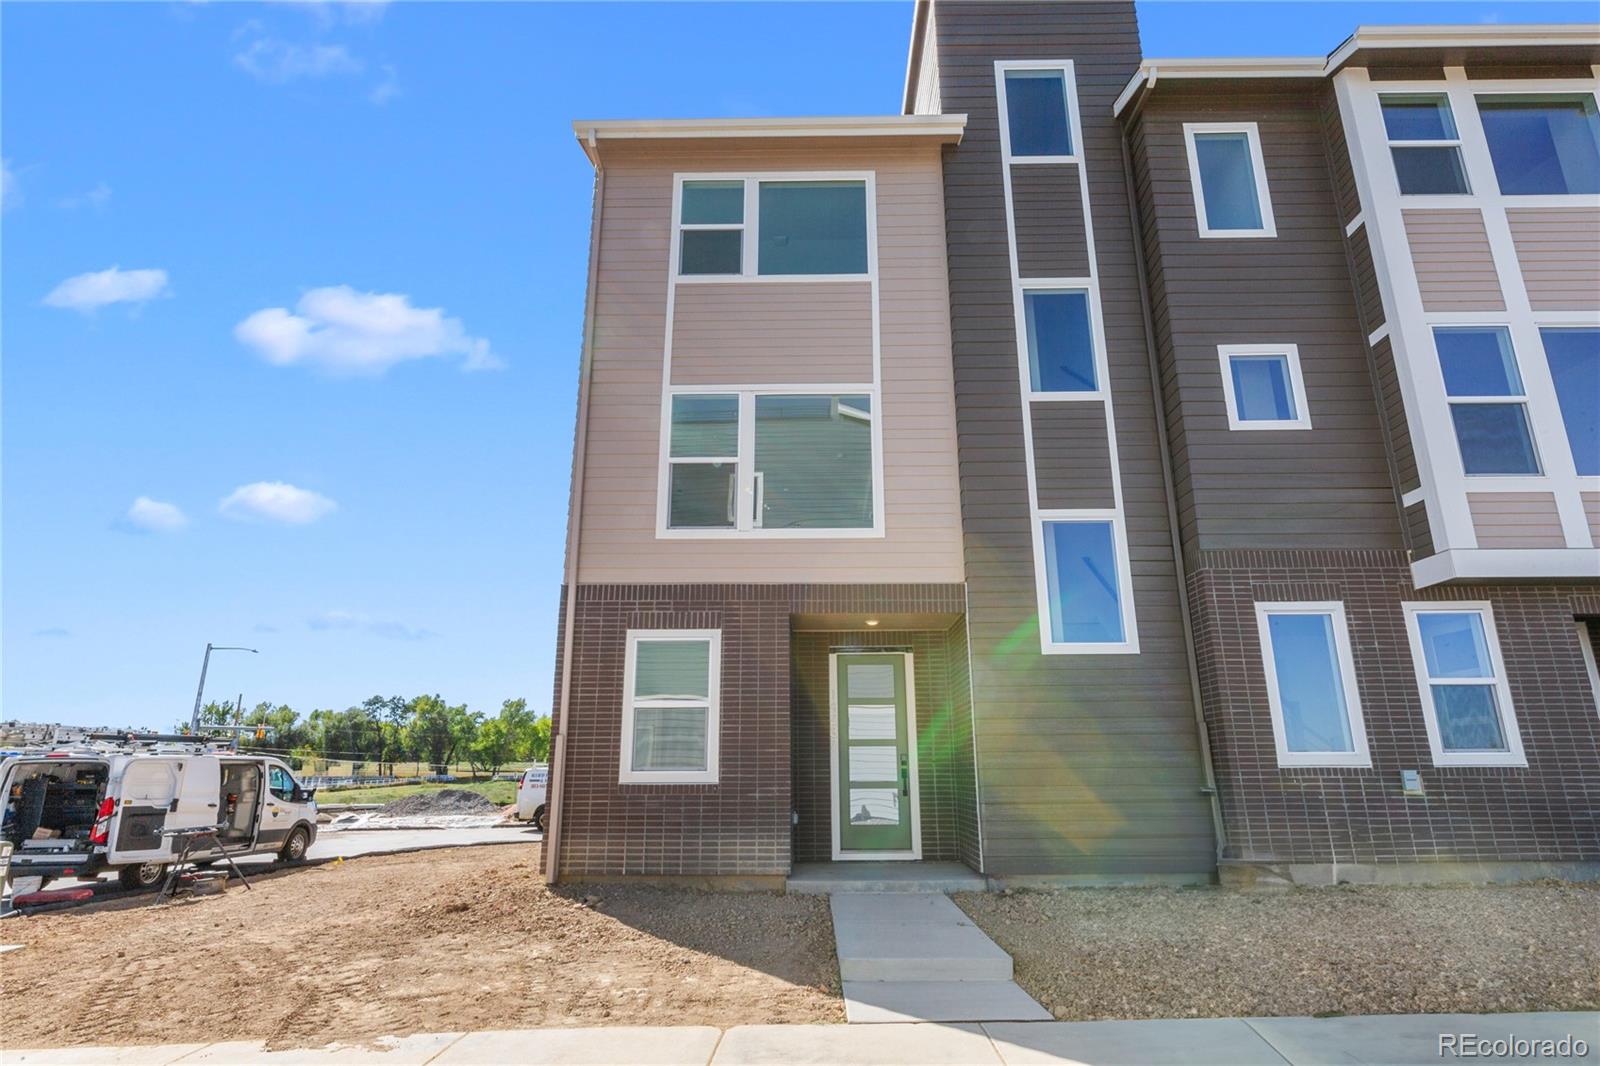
1400,602,1527,768
1017,281,1107,400
1429,325,1545,479
1576,621,1600,718
1218,343,1313,431
619,629,721,785
1378,91,1472,197
996,60,1080,165
1182,122,1277,239
1254,602,1372,768
670,172,878,283
1033,511,1141,655
655,383,886,540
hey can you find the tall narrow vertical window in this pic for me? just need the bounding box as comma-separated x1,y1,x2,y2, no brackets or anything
1023,290,1097,393
1218,344,1312,430
1380,93,1470,195
1254,603,1371,768
667,395,739,529
678,180,744,275
1183,123,1276,238
620,631,720,783
1402,605,1525,767
1041,520,1127,646
753,395,873,529
1477,93,1600,196
1433,327,1541,476
1539,327,1600,476
757,181,868,276
1003,69,1073,158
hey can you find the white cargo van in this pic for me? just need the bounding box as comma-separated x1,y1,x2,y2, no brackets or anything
1,736,318,890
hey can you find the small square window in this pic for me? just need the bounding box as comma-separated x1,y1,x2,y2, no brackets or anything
1183,124,1275,238
1023,290,1096,393
1403,605,1525,767
1218,345,1310,430
1004,69,1073,158
1477,93,1600,196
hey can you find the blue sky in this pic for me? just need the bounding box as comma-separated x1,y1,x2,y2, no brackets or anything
5,1,1595,730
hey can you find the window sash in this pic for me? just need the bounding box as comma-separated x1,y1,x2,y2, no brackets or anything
1218,344,1311,430
1254,603,1370,768
1402,605,1525,768
620,632,720,783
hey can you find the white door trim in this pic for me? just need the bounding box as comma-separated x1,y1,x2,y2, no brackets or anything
829,650,922,861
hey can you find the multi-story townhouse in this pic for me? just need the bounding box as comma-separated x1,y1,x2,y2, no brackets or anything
544,1,1600,887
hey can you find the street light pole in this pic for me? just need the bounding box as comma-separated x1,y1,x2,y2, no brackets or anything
189,643,259,733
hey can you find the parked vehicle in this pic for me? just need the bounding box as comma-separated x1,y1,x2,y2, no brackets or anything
516,765,548,830
0,734,318,890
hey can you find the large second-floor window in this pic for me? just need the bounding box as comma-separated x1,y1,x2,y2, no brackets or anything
1380,93,1470,195
664,391,877,534
676,176,870,278
1540,327,1600,476
1477,93,1600,196
1433,326,1541,476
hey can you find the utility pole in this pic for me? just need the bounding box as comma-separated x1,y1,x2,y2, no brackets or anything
232,694,243,752
188,643,259,733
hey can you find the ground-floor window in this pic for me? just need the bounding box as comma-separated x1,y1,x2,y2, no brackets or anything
1401,603,1526,767
1253,601,1371,767
619,630,721,784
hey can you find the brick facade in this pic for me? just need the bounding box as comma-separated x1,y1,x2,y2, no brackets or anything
1188,549,1600,866
553,583,968,878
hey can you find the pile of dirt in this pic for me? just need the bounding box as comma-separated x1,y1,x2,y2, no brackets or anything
958,882,1600,1022
0,844,841,1051
377,788,500,818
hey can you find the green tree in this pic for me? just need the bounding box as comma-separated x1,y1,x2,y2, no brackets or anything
468,717,514,777
527,715,552,764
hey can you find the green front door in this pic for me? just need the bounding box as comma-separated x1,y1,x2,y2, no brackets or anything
836,653,914,854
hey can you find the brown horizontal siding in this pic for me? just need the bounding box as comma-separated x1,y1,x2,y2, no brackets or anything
1403,501,1434,559
1507,207,1600,312
1347,224,1385,334
1012,163,1089,278
1030,400,1115,509
1129,81,1401,556
1370,336,1418,494
1403,208,1505,312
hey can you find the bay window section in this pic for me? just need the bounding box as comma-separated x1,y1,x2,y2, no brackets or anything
1254,603,1370,768
663,390,879,535
1539,327,1600,476
1433,327,1541,476
620,631,720,784
1402,605,1525,767
1380,93,1470,195
1476,93,1600,196
1040,519,1131,649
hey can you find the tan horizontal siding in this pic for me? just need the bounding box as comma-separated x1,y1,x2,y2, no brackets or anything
1467,492,1566,548
671,282,873,385
1403,208,1504,312
1507,207,1600,312
578,141,963,584
1584,492,1600,546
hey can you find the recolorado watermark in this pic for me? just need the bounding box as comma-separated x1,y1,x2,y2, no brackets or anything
1440,1033,1590,1059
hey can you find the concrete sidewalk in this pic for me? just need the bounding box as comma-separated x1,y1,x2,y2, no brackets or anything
11,1012,1596,1065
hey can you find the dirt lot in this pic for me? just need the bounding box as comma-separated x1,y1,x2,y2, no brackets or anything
958,881,1600,1021
0,844,841,1050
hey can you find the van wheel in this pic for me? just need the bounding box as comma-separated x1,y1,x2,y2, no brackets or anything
532,804,546,832
120,862,168,890
279,826,310,863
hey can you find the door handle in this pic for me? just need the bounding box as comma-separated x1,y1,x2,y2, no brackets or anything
900,755,909,797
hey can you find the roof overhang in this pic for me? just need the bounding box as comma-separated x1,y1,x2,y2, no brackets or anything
1114,23,1600,118
572,115,967,166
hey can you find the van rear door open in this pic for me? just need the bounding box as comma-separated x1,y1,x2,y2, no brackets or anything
110,757,221,862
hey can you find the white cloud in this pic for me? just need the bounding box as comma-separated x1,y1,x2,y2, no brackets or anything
58,182,112,211
126,496,189,532
235,285,504,376
1,159,18,211
43,266,170,312
368,64,400,105
307,609,429,641
234,36,362,82
219,481,337,524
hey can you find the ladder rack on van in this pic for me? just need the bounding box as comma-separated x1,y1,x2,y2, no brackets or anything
60,732,237,756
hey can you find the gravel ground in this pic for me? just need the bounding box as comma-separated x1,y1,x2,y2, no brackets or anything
957,881,1600,1021
377,787,500,817
0,844,841,1050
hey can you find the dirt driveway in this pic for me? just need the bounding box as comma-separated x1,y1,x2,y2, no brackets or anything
0,844,841,1050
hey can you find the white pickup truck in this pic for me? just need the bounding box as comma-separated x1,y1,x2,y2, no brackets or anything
1,738,319,890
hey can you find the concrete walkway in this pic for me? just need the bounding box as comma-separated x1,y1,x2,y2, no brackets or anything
11,1013,1597,1064
830,893,1050,1023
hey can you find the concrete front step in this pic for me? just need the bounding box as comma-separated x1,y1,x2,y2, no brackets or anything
842,980,1053,1023
788,861,986,894
830,892,1013,983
